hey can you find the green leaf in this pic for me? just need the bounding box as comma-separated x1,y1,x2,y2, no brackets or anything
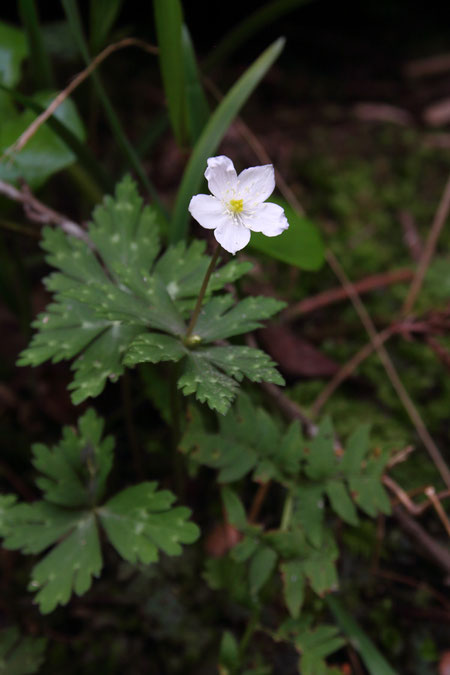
295,624,346,675
219,631,240,672
99,482,200,564
304,417,335,481
182,24,210,143
32,407,113,507
171,37,285,242
181,394,286,479
250,197,324,270
222,487,248,530
20,176,279,413
153,0,187,146
124,333,187,366
0,91,86,189
18,177,173,402
301,532,339,595
0,21,27,87
249,546,278,596
325,480,359,526
0,410,199,614
89,0,124,54
30,512,102,614
195,295,285,342
340,424,371,475
0,626,46,675
281,560,305,618
326,596,398,675
293,484,325,547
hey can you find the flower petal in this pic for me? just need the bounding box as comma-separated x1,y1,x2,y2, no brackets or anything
205,156,237,200
237,164,275,204
188,194,230,230
214,220,251,255
242,202,289,236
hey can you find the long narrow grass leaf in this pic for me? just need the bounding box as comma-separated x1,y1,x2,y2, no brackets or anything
89,0,124,54
153,0,187,146
171,37,285,243
326,596,398,675
181,24,210,143
61,0,166,218
18,0,54,88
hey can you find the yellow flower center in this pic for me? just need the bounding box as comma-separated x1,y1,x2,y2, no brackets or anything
229,198,244,213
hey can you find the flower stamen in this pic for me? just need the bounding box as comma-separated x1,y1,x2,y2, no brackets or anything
229,198,244,213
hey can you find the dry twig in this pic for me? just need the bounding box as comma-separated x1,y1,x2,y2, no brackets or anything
0,179,88,242
281,268,413,322
1,37,157,162
403,173,450,315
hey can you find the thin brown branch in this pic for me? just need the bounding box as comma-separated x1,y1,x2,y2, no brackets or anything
403,173,450,315
326,249,450,489
393,505,450,574
373,568,450,610
425,486,450,537
0,179,89,242
310,325,396,418
248,482,272,524
281,268,413,322
1,37,158,161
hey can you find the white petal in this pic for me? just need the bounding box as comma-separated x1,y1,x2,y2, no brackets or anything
214,220,251,255
205,156,237,200
242,202,289,236
237,164,275,204
188,194,229,230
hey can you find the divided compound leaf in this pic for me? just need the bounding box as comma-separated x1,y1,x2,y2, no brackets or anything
19,175,283,413
0,411,199,614
98,482,200,564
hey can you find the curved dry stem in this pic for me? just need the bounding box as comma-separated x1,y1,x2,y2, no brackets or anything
1,37,158,162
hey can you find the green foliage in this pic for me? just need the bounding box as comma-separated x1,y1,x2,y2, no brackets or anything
0,20,86,188
153,0,188,146
186,396,390,618
0,21,27,89
182,397,391,532
277,617,345,674
250,197,325,270
326,596,397,675
19,176,283,413
0,626,46,675
0,409,199,613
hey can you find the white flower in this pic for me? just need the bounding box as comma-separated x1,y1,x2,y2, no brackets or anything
188,155,289,254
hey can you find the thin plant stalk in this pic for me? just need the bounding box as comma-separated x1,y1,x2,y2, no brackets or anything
185,245,221,340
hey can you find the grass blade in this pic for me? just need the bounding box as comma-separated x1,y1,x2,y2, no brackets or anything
153,0,188,146
18,0,54,88
181,24,210,143
171,37,285,243
61,0,166,217
89,0,124,54
206,0,312,70
326,596,398,675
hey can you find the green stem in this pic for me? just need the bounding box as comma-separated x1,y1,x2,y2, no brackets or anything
239,609,259,662
185,245,221,340
280,491,293,531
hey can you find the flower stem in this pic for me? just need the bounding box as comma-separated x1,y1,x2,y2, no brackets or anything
185,245,221,340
